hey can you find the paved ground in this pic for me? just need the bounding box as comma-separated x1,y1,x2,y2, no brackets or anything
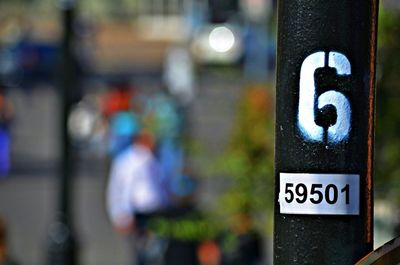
0,71,246,265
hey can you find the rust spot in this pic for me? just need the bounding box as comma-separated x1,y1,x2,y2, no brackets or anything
366,0,379,244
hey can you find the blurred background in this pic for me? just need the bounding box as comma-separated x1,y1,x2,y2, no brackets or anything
0,0,398,264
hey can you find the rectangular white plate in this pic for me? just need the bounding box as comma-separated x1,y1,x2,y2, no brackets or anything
279,173,360,215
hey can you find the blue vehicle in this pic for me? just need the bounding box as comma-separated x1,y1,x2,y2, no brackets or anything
0,39,60,89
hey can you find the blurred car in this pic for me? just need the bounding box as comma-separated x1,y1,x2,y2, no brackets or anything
0,39,60,88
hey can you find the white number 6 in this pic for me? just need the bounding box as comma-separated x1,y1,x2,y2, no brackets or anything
298,51,351,143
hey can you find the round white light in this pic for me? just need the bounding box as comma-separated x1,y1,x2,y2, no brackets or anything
208,26,235,53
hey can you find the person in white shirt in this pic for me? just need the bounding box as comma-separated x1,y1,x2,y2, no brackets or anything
107,131,170,265
106,131,167,234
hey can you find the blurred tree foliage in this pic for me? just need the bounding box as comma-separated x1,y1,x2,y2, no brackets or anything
375,7,400,204
213,84,275,234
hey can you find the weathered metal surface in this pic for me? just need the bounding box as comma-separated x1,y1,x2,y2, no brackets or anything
356,236,400,265
274,0,379,264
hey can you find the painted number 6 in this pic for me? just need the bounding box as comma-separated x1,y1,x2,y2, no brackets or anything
298,51,351,143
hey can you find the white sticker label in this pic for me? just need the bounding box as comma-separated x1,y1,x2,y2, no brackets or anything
279,173,359,215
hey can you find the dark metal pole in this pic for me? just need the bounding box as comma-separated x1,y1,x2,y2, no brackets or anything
59,0,75,221
274,0,378,264
46,0,78,264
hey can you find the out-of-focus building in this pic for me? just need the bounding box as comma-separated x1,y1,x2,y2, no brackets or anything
0,0,276,80
135,0,192,41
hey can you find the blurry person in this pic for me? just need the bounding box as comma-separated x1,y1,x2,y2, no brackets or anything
0,218,19,265
108,111,140,158
162,173,200,265
143,90,185,200
101,82,134,119
0,84,14,177
220,212,263,265
143,91,182,142
101,82,139,158
106,130,169,265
